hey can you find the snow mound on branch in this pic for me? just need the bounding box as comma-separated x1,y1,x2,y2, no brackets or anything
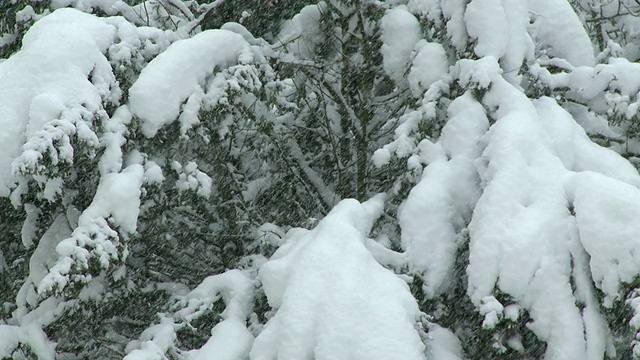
464,0,509,59
408,0,442,23
527,0,595,67
468,92,588,358
252,194,426,360
534,96,640,186
400,92,486,298
380,5,422,84
125,270,255,360
128,29,254,138
39,164,145,295
123,319,176,360
464,0,533,85
0,324,56,360
16,214,72,310
570,173,640,304
0,8,118,196
442,0,468,51
184,271,255,359
276,3,323,59
463,57,640,359
188,318,253,360
440,92,490,159
425,323,463,360
408,41,449,97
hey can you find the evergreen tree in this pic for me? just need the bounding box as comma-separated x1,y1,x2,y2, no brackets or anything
4,0,640,359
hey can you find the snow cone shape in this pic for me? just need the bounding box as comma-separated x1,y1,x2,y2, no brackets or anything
251,194,426,360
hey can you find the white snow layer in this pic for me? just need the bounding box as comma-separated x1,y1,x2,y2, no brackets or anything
39,164,145,295
0,8,118,196
464,0,509,59
16,214,72,311
188,318,253,360
424,323,463,360
400,92,486,298
179,271,255,360
276,3,323,59
527,0,595,67
442,0,468,51
459,56,640,359
128,29,255,137
0,324,56,360
252,195,426,360
123,318,177,360
408,41,449,97
464,0,533,85
380,5,422,84
124,270,255,360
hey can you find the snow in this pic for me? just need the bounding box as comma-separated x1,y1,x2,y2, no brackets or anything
440,92,490,158
126,269,256,359
479,296,504,329
21,203,40,248
424,324,463,360
564,103,621,139
365,238,407,271
144,160,165,185
569,173,640,304
129,29,253,138
499,0,533,85
373,81,447,167
186,319,254,360
38,164,144,295
408,0,441,23
252,195,426,360
0,8,118,196
173,161,213,198
16,5,37,23
460,56,640,359
531,58,640,130
372,147,392,168
398,93,486,298
80,163,144,234
257,223,286,247
400,156,479,298
17,214,72,310
558,58,640,101
602,58,640,97
175,269,254,323
504,304,520,322
6,1,640,359
458,56,502,90
177,270,254,360
527,0,595,67
124,318,176,360
380,5,422,84
441,0,468,51
99,105,131,176
464,0,509,59
0,324,56,360
275,3,323,59
463,0,533,85
534,96,640,187
50,0,192,28
408,41,449,97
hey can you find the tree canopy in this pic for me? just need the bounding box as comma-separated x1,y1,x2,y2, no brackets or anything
3,0,640,359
